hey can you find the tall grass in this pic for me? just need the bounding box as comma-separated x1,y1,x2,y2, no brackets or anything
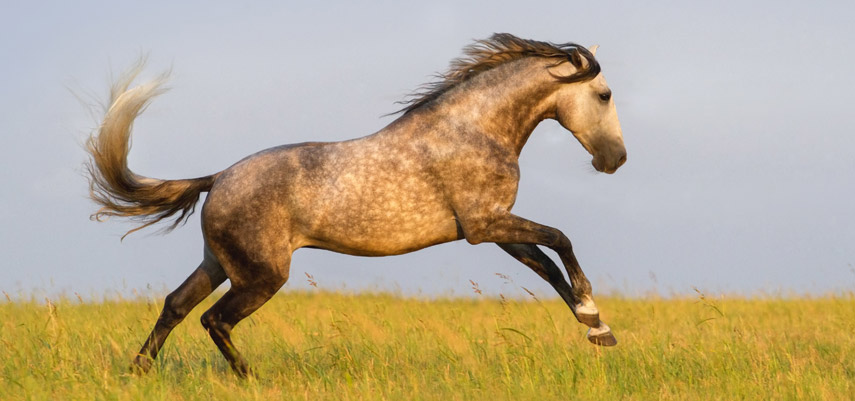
1,290,853,400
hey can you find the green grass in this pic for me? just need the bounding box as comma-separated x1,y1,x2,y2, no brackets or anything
1,290,854,400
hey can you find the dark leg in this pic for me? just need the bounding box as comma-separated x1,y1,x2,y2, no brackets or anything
200,274,288,377
498,244,586,321
460,212,615,345
498,243,616,346
464,213,592,295
132,257,227,373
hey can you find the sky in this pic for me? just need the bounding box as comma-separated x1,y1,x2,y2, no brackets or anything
1,1,854,300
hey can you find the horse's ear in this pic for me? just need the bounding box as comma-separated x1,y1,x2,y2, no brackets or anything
570,49,585,68
589,45,599,56
570,49,588,69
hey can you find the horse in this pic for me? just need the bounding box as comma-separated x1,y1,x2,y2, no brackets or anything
85,33,626,377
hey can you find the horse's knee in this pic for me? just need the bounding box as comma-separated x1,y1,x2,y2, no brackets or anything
553,233,574,252
201,309,236,333
158,293,190,327
200,310,218,332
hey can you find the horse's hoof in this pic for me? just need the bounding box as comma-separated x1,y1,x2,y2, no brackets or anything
574,299,600,327
130,355,153,375
232,363,254,379
586,323,617,347
576,311,600,328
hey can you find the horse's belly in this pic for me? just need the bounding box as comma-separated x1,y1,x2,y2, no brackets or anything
297,207,461,256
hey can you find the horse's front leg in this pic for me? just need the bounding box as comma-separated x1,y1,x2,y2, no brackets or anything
461,213,616,346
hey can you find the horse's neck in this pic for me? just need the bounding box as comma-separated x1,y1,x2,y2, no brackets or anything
437,58,558,156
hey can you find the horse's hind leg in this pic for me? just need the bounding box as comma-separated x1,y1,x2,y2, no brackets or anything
199,253,290,377
498,243,616,346
132,254,227,373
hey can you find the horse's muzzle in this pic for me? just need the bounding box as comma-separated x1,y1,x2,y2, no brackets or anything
592,150,627,174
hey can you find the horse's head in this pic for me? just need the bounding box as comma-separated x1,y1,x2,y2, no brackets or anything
549,45,626,174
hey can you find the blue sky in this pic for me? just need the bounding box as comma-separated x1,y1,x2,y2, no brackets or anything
2,1,854,299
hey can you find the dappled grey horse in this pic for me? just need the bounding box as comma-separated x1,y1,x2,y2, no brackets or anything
86,33,626,376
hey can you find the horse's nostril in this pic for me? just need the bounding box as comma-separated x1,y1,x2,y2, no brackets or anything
617,154,627,166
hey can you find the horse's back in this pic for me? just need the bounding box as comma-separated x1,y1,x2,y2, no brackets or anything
202,138,461,257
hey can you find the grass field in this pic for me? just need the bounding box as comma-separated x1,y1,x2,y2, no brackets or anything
1,289,853,400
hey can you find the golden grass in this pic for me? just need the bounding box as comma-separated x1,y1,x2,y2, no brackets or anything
1,290,853,400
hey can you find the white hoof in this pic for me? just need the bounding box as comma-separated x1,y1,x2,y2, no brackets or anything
574,296,600,327
575,302,598,316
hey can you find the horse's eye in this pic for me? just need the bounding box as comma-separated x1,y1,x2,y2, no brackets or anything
599,91,612,102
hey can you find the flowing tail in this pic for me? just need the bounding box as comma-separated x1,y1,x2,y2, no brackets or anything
85,63,219,239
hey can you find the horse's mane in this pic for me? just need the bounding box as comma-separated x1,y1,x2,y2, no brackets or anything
395,33,601,115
